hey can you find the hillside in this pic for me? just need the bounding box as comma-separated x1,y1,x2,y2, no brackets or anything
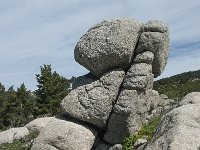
154,69,200,101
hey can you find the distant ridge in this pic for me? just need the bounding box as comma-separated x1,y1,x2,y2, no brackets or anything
154,69,200,100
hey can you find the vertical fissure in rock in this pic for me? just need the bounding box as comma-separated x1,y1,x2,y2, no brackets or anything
130,29,144,67
102,28,144,135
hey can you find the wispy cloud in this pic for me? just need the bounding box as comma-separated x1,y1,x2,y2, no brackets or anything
0,0,200,90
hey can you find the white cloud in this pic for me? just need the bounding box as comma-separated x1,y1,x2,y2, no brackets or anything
0,0,200,90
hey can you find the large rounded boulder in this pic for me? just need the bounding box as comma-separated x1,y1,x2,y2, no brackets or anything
74,18,143,77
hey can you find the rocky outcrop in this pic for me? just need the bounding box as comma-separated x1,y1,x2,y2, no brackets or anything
180,92,200,106
61,69,125,127
152,94,177,117
0,18,171,150
31,118,97,150
25,117,56,132
0,127,29,144
62,18,170,148
145,103,200,150
104,90,159,144
103,40,159,144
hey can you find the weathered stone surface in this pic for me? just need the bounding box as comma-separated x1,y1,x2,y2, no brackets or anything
126,63,152,76
144,20,168,33
61,69,125,127
151,95,177,117
160,94,168,99
145,103,200,150
134,138,147,148
74,18,143,77
122,62,153,90
109,144,122,150
0,127,29,144
31,118,97,150
123,63,154,90
72,73,97,90
180,92,200,106
123,74,154,90
104,90,159,144
158,98,175,107
136,31,170,77
25,117,56,132
134,51,154,64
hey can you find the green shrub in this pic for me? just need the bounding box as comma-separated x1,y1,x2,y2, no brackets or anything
0,131,39,150
122,116,161,150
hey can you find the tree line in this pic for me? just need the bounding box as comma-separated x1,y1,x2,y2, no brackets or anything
0,64,71,131
154,69,200,100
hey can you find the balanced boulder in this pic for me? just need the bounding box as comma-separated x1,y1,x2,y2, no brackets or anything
74,18,143,77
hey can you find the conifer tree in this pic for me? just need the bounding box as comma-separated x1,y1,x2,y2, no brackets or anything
3,86,19,128
0,83,6,130
16,83,35,124
35,64,70,116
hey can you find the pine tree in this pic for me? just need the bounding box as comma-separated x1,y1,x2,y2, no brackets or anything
3,86,19,128
35,64,70,116
0,83,6,130
16,83,35,124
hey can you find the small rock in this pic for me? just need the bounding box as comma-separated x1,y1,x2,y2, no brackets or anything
31,118,97,150
180,92,200,106
134,51,154,64
160,94,168,99
25,117,56,132
144,20,168,33
123,74,154,90
0,127,29,144
109,144,122,150
134,138,147,148
127,63,152,76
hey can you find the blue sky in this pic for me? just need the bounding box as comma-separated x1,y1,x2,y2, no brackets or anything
0,0,200,90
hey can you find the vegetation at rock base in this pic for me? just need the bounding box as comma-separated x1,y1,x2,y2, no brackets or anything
154,69,200,101
122,116,161,150
0,130,39,150
0,64,71,130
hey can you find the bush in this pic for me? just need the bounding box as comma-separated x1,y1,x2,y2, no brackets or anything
122,116,161,150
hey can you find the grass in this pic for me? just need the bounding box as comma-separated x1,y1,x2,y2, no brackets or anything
122,116,161,150
0,130,39,150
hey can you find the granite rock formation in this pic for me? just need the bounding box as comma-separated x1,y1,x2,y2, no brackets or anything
61,18,170,147
0,18,171,150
